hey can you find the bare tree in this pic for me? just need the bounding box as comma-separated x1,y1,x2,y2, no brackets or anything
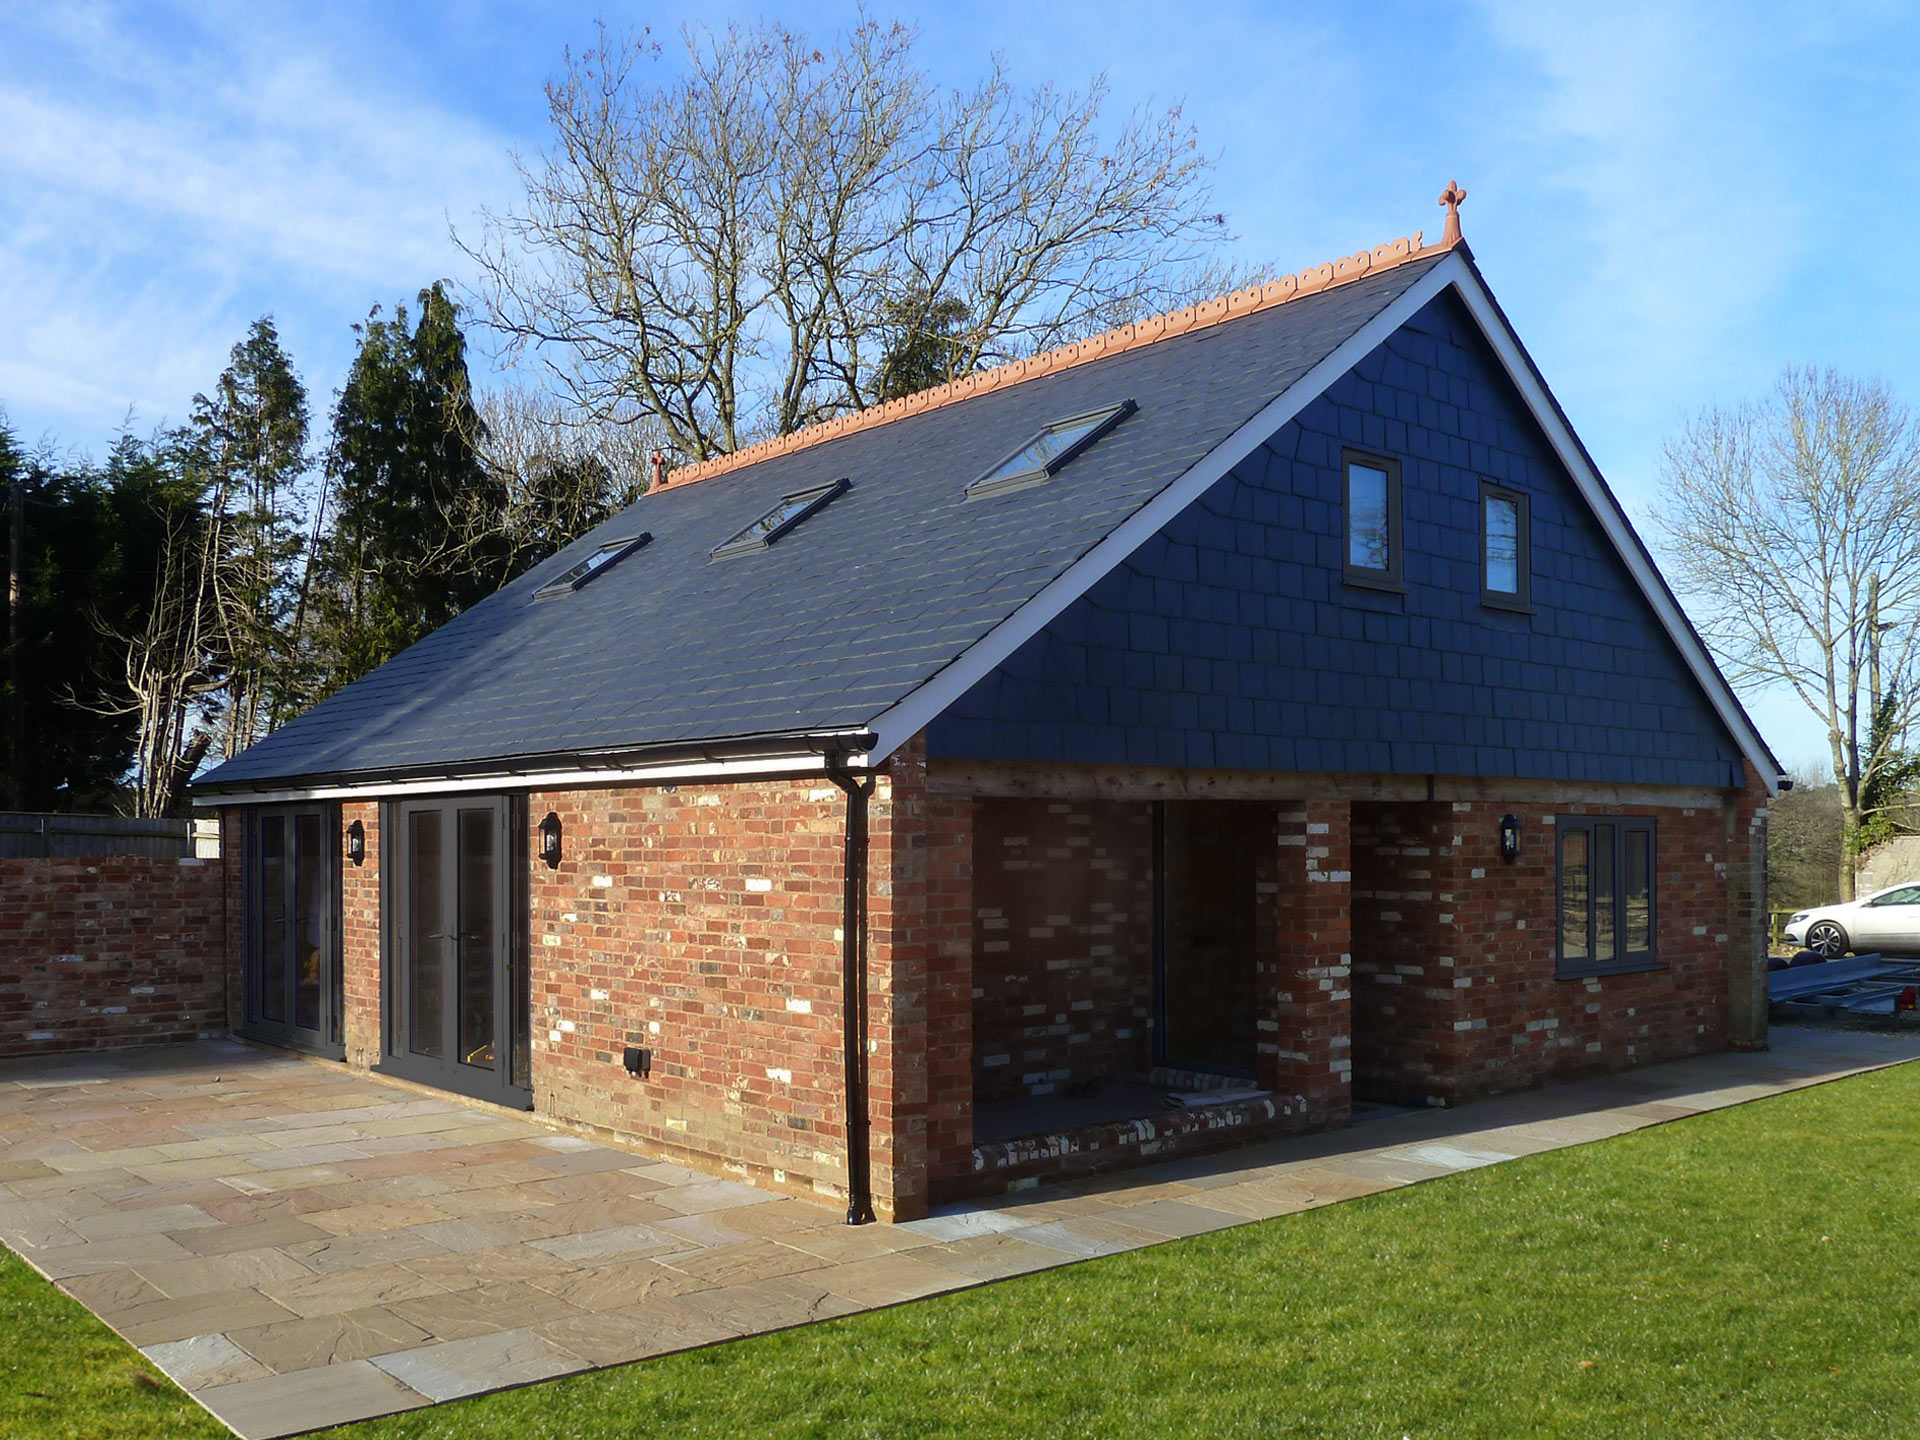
85,466,225,817
472,384,661,570
1658,368,1920,898
460,17,1230,461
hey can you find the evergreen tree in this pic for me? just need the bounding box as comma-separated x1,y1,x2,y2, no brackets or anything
188,317,310,753
316,284,509,690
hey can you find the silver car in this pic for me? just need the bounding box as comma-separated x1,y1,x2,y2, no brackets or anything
1783,883,1920,958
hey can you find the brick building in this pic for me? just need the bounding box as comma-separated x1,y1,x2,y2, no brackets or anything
195,194,1782,1223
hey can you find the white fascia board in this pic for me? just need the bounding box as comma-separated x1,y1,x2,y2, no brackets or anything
1442,266,1781,796
866,255,1465,764
192,746,870,808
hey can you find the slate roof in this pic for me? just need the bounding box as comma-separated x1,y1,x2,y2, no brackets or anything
195,254,1448,793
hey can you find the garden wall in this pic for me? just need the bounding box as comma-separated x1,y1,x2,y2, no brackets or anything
0,853,227,1057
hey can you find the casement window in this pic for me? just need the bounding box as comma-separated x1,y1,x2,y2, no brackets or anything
1342,450,1403,591
1556,817,1659,977
1480,482,1531,611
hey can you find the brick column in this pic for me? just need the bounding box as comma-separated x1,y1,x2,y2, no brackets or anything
1726,763,1771,1051
340,800,382,1069
1264,800,1353,1128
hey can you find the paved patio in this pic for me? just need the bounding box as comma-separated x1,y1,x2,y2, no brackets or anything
1,1028,1916,1438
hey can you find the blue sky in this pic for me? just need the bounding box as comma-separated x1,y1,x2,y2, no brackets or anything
4,0,1917,772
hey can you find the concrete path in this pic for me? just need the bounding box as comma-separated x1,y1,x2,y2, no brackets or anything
0,1027,1914,1438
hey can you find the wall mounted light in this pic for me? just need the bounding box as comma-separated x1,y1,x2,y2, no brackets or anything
1498,813,1521,865
346,819,366,867
539,811,563,869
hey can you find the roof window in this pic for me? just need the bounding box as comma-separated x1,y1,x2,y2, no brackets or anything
712,478,850,560
965,399,1136,500
533,533,652,599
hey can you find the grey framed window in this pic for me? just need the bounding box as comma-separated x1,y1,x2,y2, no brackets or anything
712,478,849,559
965,400,1136,501
1480,482,1531,611
534,533,651,599
1342,449,1403,591
1556,816,1659,978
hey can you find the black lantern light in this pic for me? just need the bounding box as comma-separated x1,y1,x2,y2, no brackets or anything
539,811,563,869
1498,813,1521,865
346,819,366,867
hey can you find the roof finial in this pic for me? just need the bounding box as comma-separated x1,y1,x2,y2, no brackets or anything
649,450,666,489
1438,179,1467,248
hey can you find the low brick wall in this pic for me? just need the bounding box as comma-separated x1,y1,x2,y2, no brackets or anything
0,855,227,1057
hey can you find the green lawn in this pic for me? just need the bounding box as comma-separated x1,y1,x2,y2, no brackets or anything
9,1062,1920,1440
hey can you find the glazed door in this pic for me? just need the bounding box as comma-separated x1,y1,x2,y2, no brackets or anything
1156,801,1260,1077
244,806,340,1055
386,796,528,1105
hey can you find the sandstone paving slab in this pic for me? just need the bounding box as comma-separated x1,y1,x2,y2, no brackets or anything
226,1305,434,1372
525,1255,705,1312
1097,1198,1247,1240
370,1326,579,1403
112,1285,301,1347
399,1241,577,1290
895,1207,1034,1242
284,1229,451,1275
143,1331,273,1389
135,1247,319,1299
305,1200,457,1239
261,1263,453,1319
530,1223,690,1265
533,1299,737,1366
655,1237,832,1286
1000,1220,1133,1260
197,1357,430,1437
175,1215,335,1255
758,1217,942,1264
670,1272,864,1334
810,1251,973,1306
915,1231,1076,1281
33,1231,200,1278
651,1177,786,1215
386,1280,585,1342
60,1265,169,1316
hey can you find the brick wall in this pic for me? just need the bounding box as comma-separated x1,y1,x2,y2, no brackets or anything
969,798,1154,1103
0,853,226,1057
1349,791,1756,1104
1265,801,1353,1126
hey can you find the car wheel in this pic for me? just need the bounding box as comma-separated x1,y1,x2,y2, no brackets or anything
1806,921,1849,959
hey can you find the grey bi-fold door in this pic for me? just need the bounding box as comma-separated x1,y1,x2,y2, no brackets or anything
382,795,530,1107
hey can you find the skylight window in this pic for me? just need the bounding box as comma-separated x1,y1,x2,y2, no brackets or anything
711,478,850,560
533,533,651,599
965,399,1137,500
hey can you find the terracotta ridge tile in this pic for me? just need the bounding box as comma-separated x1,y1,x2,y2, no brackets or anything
659,195,1463,491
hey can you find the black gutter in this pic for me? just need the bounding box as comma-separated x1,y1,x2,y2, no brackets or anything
827,748,877,1226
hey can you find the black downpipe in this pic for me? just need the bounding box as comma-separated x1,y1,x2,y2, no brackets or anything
829,758,877,1226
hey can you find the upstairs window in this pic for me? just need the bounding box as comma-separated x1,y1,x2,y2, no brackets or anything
1556,817,1659,977
1342,450,1403,591
966,400,1136,500
712,478,850,560
1480,481,1531,611
533,533,651,599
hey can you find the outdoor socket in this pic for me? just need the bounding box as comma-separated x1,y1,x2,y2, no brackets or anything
623,1046,652,1079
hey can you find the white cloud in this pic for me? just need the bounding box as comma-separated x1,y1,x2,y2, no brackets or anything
0,2,519,448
